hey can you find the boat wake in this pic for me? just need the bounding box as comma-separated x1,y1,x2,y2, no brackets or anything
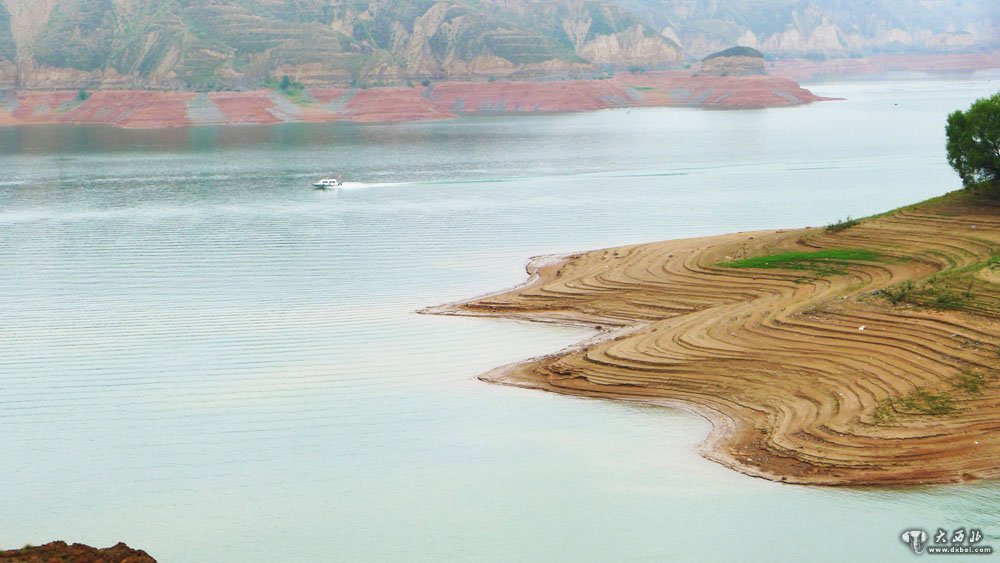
337,181,411,190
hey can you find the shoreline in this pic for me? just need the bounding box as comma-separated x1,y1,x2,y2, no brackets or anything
431,191,1000,486
2,51,997,129
0,72,827,129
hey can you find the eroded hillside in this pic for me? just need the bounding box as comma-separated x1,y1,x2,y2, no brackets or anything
0,0,995,90
619,0,1000,57
0,0,681,89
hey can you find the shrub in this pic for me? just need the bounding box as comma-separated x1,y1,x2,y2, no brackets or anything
895,388,955,415
946,93,1000,187
878,280,914,305
826,216,861,232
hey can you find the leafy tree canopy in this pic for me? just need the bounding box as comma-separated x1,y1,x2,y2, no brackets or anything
946,92,1000,187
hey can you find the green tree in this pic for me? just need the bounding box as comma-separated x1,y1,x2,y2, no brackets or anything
279,75,292,91
946,92,1000,187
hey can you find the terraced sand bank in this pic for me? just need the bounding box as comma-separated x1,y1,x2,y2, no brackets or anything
0,72,824,128
434,189,1000,485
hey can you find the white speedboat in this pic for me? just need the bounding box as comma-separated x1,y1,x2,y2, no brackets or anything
312,177,342,189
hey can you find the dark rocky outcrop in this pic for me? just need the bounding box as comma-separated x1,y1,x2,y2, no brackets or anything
699,46,766,76
0,541,156,563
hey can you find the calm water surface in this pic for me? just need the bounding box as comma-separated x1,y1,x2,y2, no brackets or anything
2,73,999,562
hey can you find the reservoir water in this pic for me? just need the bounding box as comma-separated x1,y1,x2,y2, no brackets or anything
2,73,999,562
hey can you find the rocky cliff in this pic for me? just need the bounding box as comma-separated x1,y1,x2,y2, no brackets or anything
0,0,682,90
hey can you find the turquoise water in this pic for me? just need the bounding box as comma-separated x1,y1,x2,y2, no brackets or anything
1,73,999,562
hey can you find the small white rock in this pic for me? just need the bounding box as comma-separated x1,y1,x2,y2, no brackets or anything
859,326,866,331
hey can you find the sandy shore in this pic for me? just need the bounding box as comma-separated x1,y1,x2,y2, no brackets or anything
432,189,1000,486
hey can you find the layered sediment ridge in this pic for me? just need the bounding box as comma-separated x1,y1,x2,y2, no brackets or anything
435,190,1000,486
0,72,824,128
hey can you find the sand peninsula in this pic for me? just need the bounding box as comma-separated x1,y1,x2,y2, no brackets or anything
430,187,1000,486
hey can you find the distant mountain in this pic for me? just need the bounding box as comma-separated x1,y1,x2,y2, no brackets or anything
612,0,1000,58
0,0,996,90
0,0,681,90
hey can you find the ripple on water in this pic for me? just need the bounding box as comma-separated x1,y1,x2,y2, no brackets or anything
3,76,1000,562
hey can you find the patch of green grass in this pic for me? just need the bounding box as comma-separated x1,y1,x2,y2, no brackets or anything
913,274,970,308
876,261,991,311
630,85,655,91
952,369,995,393
895,388,956,415
872,398,896,424
933,291,968,309
877,280,915,305
719,249,881,276
872,387,961,424
888,251,1000,313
